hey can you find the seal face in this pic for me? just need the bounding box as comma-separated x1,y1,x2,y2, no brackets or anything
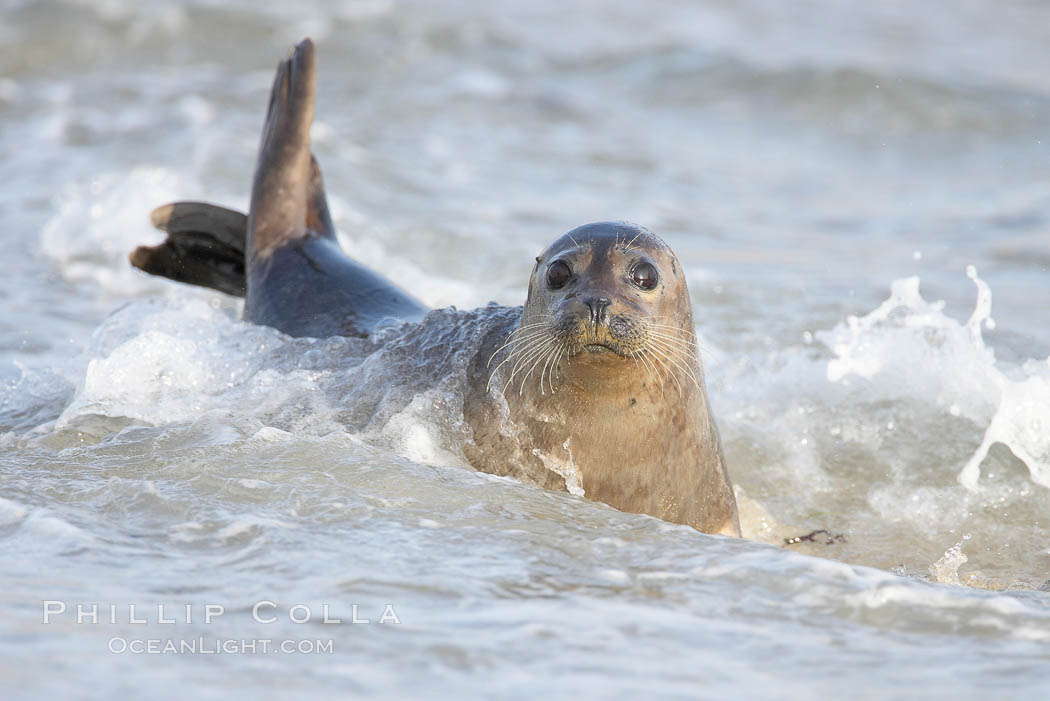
130,40,739,537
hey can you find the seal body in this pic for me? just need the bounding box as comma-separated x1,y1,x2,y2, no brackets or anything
130,39,739,536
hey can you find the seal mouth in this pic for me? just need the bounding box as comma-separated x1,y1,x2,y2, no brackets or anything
581,342,629,357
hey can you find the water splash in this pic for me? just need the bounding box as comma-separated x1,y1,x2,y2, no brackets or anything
959,359,1050,489
929,541,969,585
821,272,1000,424
819,267,1050,492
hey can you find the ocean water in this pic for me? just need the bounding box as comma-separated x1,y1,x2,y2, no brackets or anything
2,0,1050,698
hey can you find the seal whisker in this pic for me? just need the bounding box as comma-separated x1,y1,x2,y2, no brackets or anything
487,321,556,355
488,334,555,392
540,343,562,396
645,317,694,327
489,329,549,356
510,322,555,334
507,336,556,376
645,323,698,337
518,340,560,397
645,345,684,395
634,348,667,392
645,319,699,334
552,342,567,389
630,346,657,389
645,323,708,358
642,335,701,358
665,355,703,394
486,329,553,369
623,230,643,253
646,335,701,374
642,329,701,348
649,350,684,395
540,347,553,395
646,334,702,366
510,319,555,333
637,348,663,392
645,324,696,335
630,349,656,389
504,337,558,393
538,343,555,395
646,340,702,394
544,341,566,395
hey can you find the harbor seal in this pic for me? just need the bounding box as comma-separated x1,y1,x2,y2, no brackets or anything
130,39,740,537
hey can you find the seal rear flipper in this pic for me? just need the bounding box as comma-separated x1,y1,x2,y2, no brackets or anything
129,201,247,297
248,38,319,260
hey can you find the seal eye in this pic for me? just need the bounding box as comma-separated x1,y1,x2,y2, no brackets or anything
631,261,659,290
546,260,572,289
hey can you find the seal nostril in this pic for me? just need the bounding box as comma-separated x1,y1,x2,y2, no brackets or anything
585,297,611,325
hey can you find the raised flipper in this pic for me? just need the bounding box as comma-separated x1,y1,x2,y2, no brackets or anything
243,38,428,337
130,38,428,338
130,202,247,297
247,39,320,261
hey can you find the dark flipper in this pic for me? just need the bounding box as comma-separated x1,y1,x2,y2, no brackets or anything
247,39,319,260
243,38,427,337
130,202,247,297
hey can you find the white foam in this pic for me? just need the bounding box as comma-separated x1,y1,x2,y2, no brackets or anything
820,274,1000,423
0,497,29,526
251,427,294,443
215,516,296,541
20,511,94,547
55,297,311,429
599,569,631,584
959,360,1050,489
374,391,469,468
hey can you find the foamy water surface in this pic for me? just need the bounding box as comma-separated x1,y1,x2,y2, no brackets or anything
2,0,1050,698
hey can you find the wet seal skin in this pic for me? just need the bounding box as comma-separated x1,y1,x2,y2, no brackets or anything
129,39,740,537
